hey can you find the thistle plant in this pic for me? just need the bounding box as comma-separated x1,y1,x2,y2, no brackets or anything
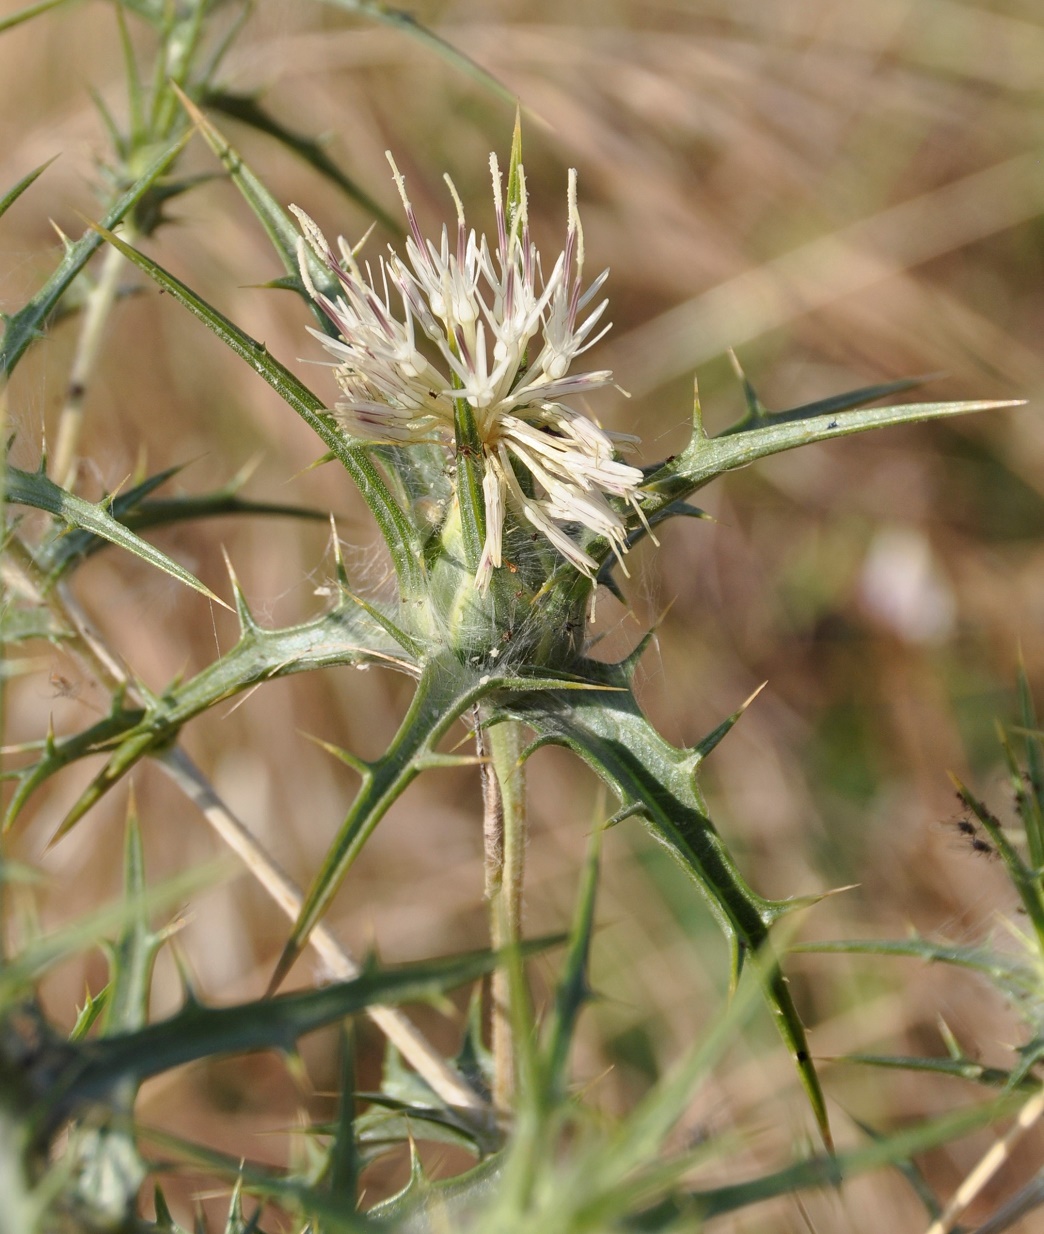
1,2,1040,1231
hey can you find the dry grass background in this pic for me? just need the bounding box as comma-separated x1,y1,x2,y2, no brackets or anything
3,0,1044,1228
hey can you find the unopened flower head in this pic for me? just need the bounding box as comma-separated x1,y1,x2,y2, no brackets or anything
293,154,644,589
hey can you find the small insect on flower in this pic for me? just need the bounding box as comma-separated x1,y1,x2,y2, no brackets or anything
292,152,648,589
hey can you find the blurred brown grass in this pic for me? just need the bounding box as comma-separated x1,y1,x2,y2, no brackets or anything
3,0,1044,1227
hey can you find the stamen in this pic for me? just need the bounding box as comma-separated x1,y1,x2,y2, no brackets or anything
296,153,644,587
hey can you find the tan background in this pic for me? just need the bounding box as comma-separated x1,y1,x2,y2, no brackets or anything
3,1,1044,1227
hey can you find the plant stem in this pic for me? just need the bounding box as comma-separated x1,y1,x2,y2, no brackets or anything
479,714,526,1114
159,747,494,1133
53,240,127,489
4,541,492,1130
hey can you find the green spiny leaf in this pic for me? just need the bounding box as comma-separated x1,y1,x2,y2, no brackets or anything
83,220,425,598
720,374,933,436
201,90,396,232
367,1151,502,1231
102,804,171,1034
5,600,411,832
270,657,479,990
4,464,226,606
642,397,1024,522
174,85,355,328
689,1090,1026,1220
40,487,328,579
693,683,766,762
326,1026,359,1207
71,985,110,1041
542,822,601,1104
0,156,58,221
352,1092,488,1157
0,132,190,376
506,662,832,1146
0,0,68,34
0,862,222,1005
318,0,517,109
796,937,1043,999
61,940,557,1115
842,1054,1022,1088
951,772,1044,954
1018,659,1044,870
137,1125,386,1232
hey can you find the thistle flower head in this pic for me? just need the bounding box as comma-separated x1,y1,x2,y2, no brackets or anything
293,154,643,589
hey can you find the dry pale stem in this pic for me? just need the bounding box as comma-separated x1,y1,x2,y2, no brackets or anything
924,1085,1044,1234
479,713,526,1116
53,241,128,489
14,562,489,1123
158,747,491,1122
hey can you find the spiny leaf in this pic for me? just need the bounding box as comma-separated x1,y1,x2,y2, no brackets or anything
102,806,172,1035
173,85,353,327
269,657,480,991
366,1151,502,1230
62,940,558,1113
694,683,766,762
688,1090,1027,1220
951,771,1044,954
0,155,58,220
318,0,518,109
642,397,1025,520
505,662,832,1146
83,220,425,598
352,1093,488,1157
302,732,373,780
5,600,412,831
1018,658,1044,869
4,464,226,606
200,90,395,232
326,1027,360,1206
0,0,68,34
137,1125,395,1232
796,937,1042,997
40,487,328,578
542,823,602,1103
0,132,190,376
269,659,597,990
5,703,146,832
718,374,933,436
725,348,769,428
841,1054,1023,1088
71,985,110,1041
0,862,222,1004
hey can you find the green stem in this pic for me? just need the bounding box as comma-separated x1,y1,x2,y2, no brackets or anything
479,715,526,1114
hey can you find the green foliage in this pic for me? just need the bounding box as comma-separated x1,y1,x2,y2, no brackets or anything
4,463,224,604
1,1,1039,1230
